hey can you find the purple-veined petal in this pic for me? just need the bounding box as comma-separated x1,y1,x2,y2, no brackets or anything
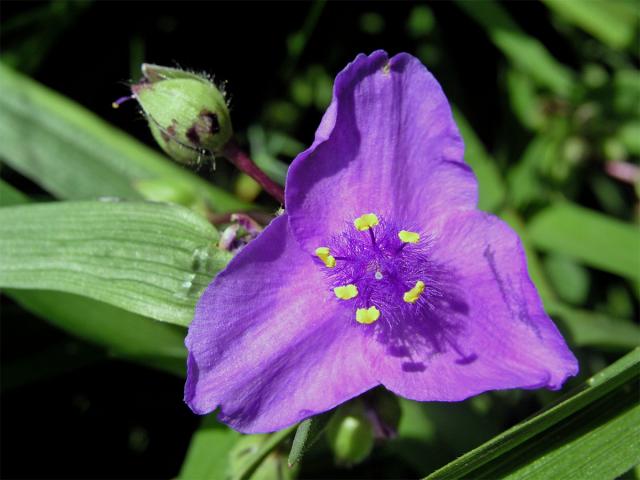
374,211,578,400
185,214,379,433
286,51,477,252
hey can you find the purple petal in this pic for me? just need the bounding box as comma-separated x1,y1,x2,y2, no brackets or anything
286,51,477,251
374,211,578,400
185,214,379,433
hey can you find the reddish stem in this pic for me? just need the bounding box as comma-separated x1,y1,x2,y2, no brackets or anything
222,140,285,205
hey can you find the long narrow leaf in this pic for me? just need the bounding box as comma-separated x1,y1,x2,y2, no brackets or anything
425,348,640,479
0,201,231,325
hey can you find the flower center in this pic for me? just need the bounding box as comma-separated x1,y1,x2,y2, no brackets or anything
314,213,430,324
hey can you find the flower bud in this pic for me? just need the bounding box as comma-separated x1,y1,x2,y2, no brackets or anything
133,64,233,165
325,401,374,466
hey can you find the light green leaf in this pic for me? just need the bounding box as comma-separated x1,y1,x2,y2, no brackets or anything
0,182,187,374
179,415,241,480
455,0,575,96
453,108,506,212
543,0,638,50
0,62,251,212
528,202,640,281
425,348,640,479
503,208,640,351
0,201,231,325
543,254,590,305
547,301,640,351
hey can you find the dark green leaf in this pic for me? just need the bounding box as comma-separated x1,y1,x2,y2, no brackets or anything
425,348,640,479
500,384,639,480
453,108,506,212
0,201,231,325
455,0,575,96
288,412,332,467
7,289,187,376
0,178,30,206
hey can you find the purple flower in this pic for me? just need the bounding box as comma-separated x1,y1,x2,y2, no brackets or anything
184,51,578,433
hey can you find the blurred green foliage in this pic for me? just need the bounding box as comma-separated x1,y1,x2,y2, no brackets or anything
1,1,638,479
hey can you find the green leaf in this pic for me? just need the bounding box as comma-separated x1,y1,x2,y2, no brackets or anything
425,348,640,479
0,182,186,375
543,0,637,50
453,108,506,212
7,289,187,376
455,0,575,96
543,254,590,305
0,201,231,326
528,202,640,281
231,425,298,480
501,388,639,480
505,68,544,130
179,415,241,480
0,62,251,212
288,412,332,467
547,301,640,351
0,178,30,206
502,208,640,351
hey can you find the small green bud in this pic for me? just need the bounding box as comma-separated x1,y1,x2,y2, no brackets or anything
326,401,374,466
133,64,233,165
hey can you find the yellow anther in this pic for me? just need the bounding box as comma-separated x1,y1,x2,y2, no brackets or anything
356,306,381,324
398,230,420,244
403,280,426,304
354,213,379,231
315,247,336,268
334,284,358,300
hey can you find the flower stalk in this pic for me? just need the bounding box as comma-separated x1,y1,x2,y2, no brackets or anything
222,139,285,205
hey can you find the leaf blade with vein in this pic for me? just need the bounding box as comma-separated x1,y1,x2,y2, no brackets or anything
0,201,231,325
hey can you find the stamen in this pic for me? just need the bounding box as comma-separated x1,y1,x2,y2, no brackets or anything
356,306,380,324
398,230,420,244
354,213,379,231
374,271,383,280
315,247,336,268
334,284,358,300
112,95,135,109
403,280,425,304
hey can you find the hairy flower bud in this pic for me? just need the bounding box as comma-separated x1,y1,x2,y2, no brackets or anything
133,64,233,165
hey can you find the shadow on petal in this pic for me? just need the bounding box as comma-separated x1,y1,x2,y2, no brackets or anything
373,269,478,374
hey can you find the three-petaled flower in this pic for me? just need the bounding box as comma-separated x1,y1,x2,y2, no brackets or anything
184,51,578,433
